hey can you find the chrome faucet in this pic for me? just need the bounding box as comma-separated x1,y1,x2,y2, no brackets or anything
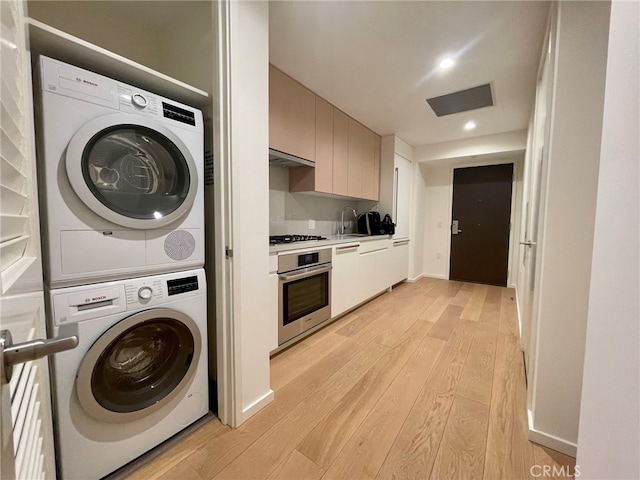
340,206,357,234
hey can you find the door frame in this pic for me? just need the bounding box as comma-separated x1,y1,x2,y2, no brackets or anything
444,157,522,288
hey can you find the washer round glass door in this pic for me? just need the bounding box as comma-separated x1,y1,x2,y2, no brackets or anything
76,309,201,423
66,114,198,229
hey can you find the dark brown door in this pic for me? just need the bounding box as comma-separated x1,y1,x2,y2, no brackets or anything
449,164,513,286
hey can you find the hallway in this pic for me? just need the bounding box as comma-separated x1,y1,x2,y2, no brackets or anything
131,278,576,479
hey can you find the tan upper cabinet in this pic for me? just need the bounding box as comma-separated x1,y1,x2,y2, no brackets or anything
332,108,349,196
271,64,380,201
349,119,379,201
269,65,316,161
290,96,334,194
372,135,381,201
313,96,333,193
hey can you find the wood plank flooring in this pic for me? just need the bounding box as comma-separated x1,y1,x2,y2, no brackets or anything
130,278,576,480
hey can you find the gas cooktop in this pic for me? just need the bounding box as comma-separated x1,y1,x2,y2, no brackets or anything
269,234,328,245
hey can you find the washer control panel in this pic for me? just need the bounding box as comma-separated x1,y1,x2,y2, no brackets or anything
137,286,153,300
125,278,164,308
167,275,199,296
131,93,148,108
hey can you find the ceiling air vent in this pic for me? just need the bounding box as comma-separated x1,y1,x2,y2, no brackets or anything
426,83,494,117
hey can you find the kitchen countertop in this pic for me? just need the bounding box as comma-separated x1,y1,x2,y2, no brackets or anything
269,234,393,254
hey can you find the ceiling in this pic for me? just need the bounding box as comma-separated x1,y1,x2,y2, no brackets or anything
270,1,550,148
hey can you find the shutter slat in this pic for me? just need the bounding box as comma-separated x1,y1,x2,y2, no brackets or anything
23,415,42,480
1,102,24,141
1,156,26,190
0,185,27,215
0,214,28,242
16,400,40,479
1,235,29,271
12,364,36,454
0,128,24,167
1,81,24,129
36,452,45,480
27,434,44,480
1,55,22,99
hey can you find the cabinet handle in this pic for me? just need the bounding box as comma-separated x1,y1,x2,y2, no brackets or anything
336,245,358,253
359,247,388,256
393,239,410,246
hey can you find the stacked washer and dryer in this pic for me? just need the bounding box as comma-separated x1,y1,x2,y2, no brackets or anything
34,56,209,479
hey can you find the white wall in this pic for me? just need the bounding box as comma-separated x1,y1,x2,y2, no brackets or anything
418,156,523,286
227,0,273,423
414,130,527,163
408,159,425,280
576,1,639,477
527,0,610,454
269,165,357,235
420,163,450,279
28,1,163,70
158,2,214,97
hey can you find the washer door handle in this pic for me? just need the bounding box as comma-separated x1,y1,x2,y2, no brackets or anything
1,328,78,383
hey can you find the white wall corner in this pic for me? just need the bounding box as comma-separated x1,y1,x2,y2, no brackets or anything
528,409,578,458
241,389,275,423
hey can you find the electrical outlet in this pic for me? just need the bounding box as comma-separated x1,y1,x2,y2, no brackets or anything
308,219,316,229
436,252,441,259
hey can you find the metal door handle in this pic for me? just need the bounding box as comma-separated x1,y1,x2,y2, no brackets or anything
452,220,462,234
279,265,332,282
520,241,537,246
1,329,79,382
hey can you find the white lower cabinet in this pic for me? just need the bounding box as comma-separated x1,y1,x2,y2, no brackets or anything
358,239,391,301
269,253,279,351
331,238,393,318
391,239,410,285
331,243,360,317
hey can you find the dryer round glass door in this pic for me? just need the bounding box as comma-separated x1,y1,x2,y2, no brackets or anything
75,308,202,422
66,114,198,229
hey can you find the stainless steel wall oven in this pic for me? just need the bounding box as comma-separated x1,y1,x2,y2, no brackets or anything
278,249,332,345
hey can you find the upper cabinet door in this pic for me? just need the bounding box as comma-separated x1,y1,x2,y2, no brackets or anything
332,108,349,196
372,134,381,201
348,119,374,199
269,65,316,161
314,96,333,193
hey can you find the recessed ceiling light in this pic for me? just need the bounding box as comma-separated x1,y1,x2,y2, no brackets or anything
439,57,454,69
464,121,476,131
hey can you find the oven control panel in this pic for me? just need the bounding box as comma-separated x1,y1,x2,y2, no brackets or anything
278,248,332,274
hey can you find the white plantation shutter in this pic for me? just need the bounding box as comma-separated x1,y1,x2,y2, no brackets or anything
1,1,57,479
0,0,40,294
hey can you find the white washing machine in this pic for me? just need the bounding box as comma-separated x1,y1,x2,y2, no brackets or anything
35,56,205,288
48,269,208,479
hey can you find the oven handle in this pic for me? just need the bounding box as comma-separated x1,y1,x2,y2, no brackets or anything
279,264,332,282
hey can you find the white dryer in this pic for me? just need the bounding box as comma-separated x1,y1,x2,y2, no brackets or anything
48,269,208,479
35,56,205,287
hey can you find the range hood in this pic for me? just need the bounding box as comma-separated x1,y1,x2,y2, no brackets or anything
268,148,315,168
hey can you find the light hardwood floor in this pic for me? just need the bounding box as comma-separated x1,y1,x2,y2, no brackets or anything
130,278,576,480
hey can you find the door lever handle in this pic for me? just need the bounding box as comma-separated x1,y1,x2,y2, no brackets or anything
1,329,79,383
519,241,537,246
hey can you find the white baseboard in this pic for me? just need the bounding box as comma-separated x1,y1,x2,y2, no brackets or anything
421,273,448,280
527,409,577,457
407,273,424,283
241,389,274,423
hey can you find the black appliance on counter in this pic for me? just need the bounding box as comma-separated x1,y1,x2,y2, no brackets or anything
357,212,396,235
